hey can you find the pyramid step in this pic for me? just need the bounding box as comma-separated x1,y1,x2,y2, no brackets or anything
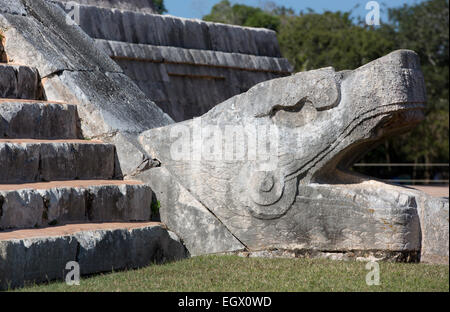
0,64,44,100
0,100,80,139
0,222,187,290
0,180,153,230
0,140,115,183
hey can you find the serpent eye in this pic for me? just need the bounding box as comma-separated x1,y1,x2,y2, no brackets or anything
270,99,318,128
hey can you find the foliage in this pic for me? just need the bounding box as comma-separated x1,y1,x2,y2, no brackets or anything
203,0,449,179
378,0,449,175
153,0,167,14
277,11,396,72
151,199,161,216
203,0,281,31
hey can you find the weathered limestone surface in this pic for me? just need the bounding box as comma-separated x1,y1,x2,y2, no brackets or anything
0,100,80,139
140,50,448,262
136,167,245,256
0,223,187,290
0,0,173,177
0,182,152,230
51,1,293,121
0,141,115,183
0,5,121,76
1,234,77,290
416,194,449,264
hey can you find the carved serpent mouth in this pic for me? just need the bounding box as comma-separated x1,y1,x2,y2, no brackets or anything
353,102,426,133
376,102,426,133
241,102,426,219
310,101,427,183
280,101,427,186
331,101,426,151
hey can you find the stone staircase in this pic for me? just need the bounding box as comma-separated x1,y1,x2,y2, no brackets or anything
0,62,186,290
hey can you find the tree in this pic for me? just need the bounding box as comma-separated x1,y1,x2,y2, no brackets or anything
203,0,281,31
362,0,449,180
277,11,395,72
153,0,167,14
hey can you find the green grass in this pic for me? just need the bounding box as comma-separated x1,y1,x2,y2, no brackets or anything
14,256,449,292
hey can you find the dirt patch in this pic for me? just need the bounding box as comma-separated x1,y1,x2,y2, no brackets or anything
408,185,449,198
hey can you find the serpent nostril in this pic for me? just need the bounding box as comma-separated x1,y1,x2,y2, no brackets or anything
271,100,318,128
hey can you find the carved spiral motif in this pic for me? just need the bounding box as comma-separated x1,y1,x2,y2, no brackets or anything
244,170,297,220
248,171,284,206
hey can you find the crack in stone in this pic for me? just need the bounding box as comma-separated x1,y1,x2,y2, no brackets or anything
0,195,4,222
42,195,50,224
84,190,94,221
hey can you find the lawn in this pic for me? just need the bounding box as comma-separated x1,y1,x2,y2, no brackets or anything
14,255,449,292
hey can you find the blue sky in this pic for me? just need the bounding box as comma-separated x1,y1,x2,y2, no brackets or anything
164,0,422,21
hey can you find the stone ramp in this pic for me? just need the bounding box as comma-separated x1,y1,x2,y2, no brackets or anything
0,222,186,290
408,185,449,198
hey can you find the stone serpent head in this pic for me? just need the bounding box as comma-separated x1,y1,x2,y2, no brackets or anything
140,50,427,221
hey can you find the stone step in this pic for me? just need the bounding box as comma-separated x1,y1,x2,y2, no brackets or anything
0,64,44,100
0,99,80,139
0,180,153,230
53,2,282,57
56,0,158,13
0,222,187,290
0,140,115,183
